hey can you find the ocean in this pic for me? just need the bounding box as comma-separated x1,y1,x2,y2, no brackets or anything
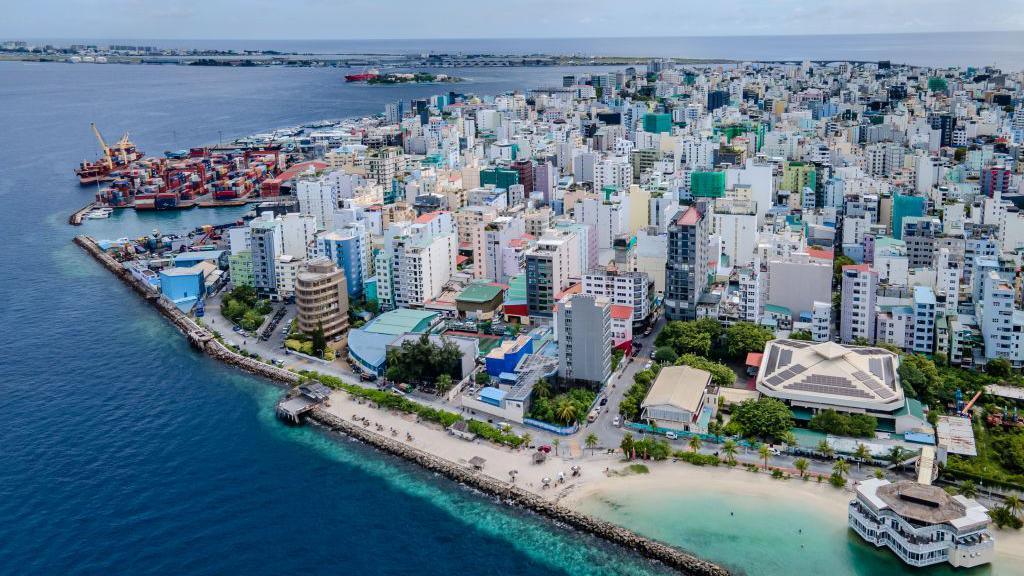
25,31,1024,70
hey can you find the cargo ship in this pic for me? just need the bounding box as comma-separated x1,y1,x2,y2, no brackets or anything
344,68,379,82
74,123,144,186
95,147,283,211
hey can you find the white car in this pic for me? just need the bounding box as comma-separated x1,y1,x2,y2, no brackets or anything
612,415,620,426
665,432,678,440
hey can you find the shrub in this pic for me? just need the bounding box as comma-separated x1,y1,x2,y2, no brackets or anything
672,450,721,466
771,468,785,479
829,473,847,488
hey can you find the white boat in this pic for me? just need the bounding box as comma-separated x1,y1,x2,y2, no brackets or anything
85,208,113,219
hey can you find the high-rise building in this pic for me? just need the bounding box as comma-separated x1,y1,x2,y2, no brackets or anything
524,232,577,318
665,205,708,321
583,268,652,328
707,90,729,112
367,146,403,186
891,194,926,240
840,264,878,344
295,258,350,340
556,293,612,387
250,217,283,297
317,223,370,298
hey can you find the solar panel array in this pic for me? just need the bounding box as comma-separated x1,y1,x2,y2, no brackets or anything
851,370,896,400
783,340,811,349
763,363,806,388
778,349,793,368
786,374,875,399
764,346,780,375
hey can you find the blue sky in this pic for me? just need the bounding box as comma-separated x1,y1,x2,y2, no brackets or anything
4,0,1023,40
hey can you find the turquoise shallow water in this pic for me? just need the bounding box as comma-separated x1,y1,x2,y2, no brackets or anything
576,483,1021,576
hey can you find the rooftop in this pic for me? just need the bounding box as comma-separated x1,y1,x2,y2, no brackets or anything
757,339,904,411
363,308,439,336
456,282,504,304
642,365,712,414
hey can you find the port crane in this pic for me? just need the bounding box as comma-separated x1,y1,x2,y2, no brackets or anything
90,122,113,169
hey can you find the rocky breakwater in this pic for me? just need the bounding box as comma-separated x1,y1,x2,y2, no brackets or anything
309,408,730,576
74,235,301,386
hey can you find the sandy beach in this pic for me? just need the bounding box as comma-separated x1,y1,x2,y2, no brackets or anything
561,459,1024,567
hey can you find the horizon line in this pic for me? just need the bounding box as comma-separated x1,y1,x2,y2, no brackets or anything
10,29,1024,44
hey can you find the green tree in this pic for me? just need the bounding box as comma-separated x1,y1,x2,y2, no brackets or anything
585,433,599,455
310,321,327,358
958,480,978,499
758,444,771,470
853,443,871,470
555,397,579,425
722,439,738,463
832,459,850,479
887,446,909,471
898,353,940,402
552,438,561,457
789,330,813,341
688,435,702,453
818,440,835,459
475,371,490,386
533,378,551,399
620,433,635,457
675,354,736,387
833,254,855,287
794,457,809,478
989,357,1013,378
435,373,454,395
993,434,1024,473
731,398,794,443
654,346,679,364
1006,494,1023,518
873,469,886,480
521,432,532,448
725,322,774,360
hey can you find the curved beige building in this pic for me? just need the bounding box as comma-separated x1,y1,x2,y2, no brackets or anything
296,258,349,340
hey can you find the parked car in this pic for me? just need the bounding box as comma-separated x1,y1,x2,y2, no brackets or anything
599,397,608,406
612,415,620,426
359,372,377,382
665,431,678,440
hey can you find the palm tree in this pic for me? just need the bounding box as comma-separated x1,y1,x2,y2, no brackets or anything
552,438,561,457
722,439,738,464
794,457,809,478
521,432,532,449
887,446,908,472
688,435,702,453
1006,494,1023,517
958,480,978,499
620,433,635,458
853,443,870,470
585,433,599,455
758,444,771,470
555,398,577,425
435,373,453,395
534,378,551,399
832,459,851,479
818,440,835,459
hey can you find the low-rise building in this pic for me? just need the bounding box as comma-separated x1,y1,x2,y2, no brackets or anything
640,365,717,434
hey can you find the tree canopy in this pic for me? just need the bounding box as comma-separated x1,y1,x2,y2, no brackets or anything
385,334,462,385
731,398,794,443
725,322,774,360
809,409,877,437
675,354,736,387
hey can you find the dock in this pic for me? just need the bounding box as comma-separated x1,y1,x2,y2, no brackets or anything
68,201,96,226
275,383,332,423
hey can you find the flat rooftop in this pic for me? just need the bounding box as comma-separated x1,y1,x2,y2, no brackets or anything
936,415,978,457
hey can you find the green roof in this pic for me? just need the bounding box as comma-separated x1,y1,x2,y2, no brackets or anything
457,282,504,304
895,398,927,421
364,309,439,336
506,274,527,301
764,304,792,316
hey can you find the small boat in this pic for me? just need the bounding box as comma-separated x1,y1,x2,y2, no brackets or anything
85,207,113,219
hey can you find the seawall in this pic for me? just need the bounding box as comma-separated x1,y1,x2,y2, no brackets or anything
73,234,729,576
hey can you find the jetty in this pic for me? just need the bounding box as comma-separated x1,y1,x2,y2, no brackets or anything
73,233,729,576
68,201,97,226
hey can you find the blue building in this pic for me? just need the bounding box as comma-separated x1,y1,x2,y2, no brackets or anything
484,335,534,378
317,226,367,299
159,266,206,311
892,194,925,240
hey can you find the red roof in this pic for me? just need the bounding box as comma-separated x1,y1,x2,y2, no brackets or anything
806,247,834,260
745,352,764,368
610,304,633,320
676,206,701,226
842,263,876,274
455,255,470,265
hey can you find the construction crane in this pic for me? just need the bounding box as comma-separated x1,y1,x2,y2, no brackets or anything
91,123,113,169
961,389,983,417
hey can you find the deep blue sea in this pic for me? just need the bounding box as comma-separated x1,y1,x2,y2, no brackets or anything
0,61,678,576
26,31,1024,70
